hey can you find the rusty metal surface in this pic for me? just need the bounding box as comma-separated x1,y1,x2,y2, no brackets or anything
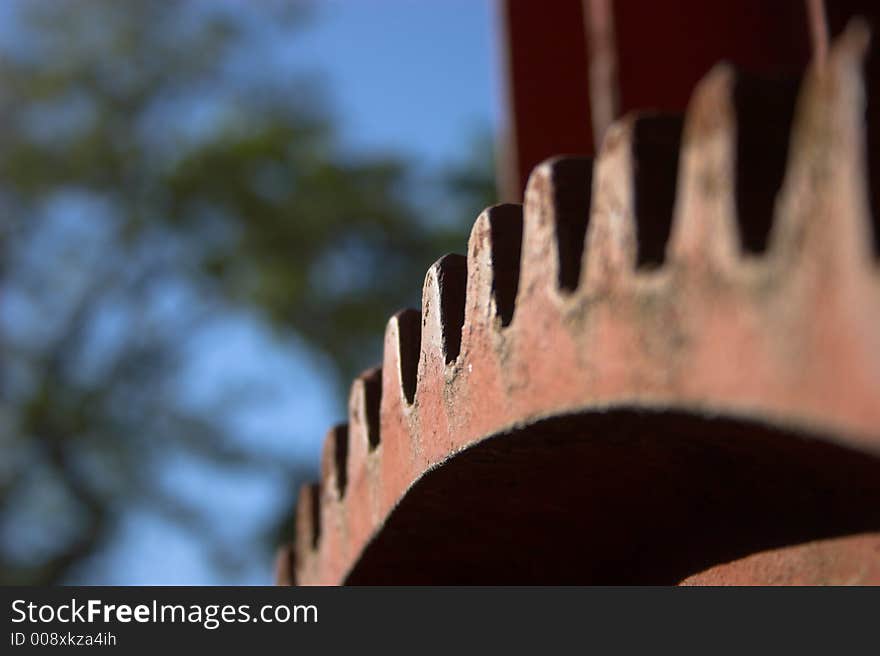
680,534,880,585
285,26,880,585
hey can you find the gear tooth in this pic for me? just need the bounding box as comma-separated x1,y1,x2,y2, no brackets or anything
585,114,682,288
295,482,321,554
465,204,523,330
384,309,421,406
348,367,382,463
668,64,739,268
670,64,802,267
421,254,467,365
772,20,874,268
630,115,685,267
730,74,799,255
320,424,349,499
521,157,593,297
274,544,296,586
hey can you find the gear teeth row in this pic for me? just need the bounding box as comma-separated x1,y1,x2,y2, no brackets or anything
286,24,880,585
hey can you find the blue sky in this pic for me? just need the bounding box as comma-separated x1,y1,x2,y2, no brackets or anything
70,1,500,585
292,0,499,165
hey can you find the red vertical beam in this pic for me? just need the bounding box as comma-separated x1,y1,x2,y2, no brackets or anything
606,0,879,245
497,0,593,202
496,1,879,207
608,0,812,117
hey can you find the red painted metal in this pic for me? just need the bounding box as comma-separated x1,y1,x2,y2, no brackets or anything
496,0,594,202
283,24,880,585
497,0,819,203
610,0,811,116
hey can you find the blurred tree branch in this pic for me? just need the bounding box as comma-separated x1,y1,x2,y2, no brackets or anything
0,0,495,583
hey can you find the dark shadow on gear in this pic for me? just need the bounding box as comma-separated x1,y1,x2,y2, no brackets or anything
345,408,880,584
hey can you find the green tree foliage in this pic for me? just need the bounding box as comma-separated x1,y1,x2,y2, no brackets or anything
0,0,494,583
